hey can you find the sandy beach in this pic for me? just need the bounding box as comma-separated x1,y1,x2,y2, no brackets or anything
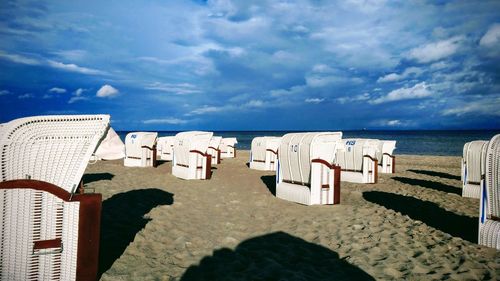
84,151,499,280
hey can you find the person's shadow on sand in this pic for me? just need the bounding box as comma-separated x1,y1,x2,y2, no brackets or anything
181,231,374,281
98,188,174,277
363,191,477,243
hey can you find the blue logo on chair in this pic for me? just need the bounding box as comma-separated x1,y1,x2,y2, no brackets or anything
131,134,137,139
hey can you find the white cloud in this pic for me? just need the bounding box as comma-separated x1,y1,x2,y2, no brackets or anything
429,61,452,70
48,87,67,94
386,120,401,126
0,51,106,75
74,88,85,96
372,119,414,128
18,93,34,99
343,0,388,13
47,60,106,75
143,118,189,125
96,84,119,98
370,82,431,104
187,105,222,115
442,97,500,117
53,49,87,61
271,50,298,63
337,93,371,104
0,51,41,65
306,74,363,88
377,67,423,83
67,88,88,103
312,64,334,73
407,36,464,63
68,96,88,104
377,73,402,83
270,85,307,97
146,82,202,94
479,23,500,48
305,98,324,104
185,99,267,116
0,90,11,96
244,100,265,108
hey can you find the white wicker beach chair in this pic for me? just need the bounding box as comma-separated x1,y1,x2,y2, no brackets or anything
462,141,488,199
0,114,110,280
172,131,213,180
249,137,281,171
276,132,342,205
376,140,396,174
157,136,175,161
479,134,500,250
220,137,237,158
207,136,222,165
335,139,380,184
124,132,158,167
93,127,125,161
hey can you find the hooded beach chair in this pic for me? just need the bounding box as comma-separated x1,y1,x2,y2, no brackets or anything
0,114,109,280
376,140,396,173
172,131,213,180
479,134,500,250
93,127,125,161
335,139,380,184
276,132,342,205
462,141,488,198
124,132,158,167
249,136,281,171
157,136,175,161
220,137,238,158
207,136,222,165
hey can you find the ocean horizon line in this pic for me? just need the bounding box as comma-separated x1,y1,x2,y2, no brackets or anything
116,129,500,133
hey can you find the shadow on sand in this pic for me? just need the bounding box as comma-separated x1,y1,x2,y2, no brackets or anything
392,176,461,195
261,175,276,195
82,172,114,184
98,188,174,277
407,169,461,181
155,160,171,167
181,231,374,281
363,191,477,243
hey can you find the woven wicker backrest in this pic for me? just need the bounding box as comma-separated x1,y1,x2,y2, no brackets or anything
465,141,488,184
485,134,500,217
0,115,110,194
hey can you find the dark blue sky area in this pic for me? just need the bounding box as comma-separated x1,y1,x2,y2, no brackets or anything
1,0,499,130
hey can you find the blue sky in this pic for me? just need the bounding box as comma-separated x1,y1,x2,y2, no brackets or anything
0,0,499,130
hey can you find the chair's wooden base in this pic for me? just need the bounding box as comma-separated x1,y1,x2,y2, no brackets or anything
0,179,101,281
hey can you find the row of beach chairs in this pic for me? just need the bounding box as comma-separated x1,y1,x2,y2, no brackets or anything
248,133,396,206
122,131,237,180
0,115,498,280
249,134,397,182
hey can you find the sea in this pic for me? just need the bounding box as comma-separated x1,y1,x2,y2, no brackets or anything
116,130,500,156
